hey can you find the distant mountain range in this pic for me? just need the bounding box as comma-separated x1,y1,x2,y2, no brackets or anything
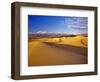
28,33,87,38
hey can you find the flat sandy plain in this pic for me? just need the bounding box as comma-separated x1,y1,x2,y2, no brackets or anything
28,36,87,66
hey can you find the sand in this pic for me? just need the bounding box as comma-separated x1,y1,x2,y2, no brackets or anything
28,36,88,66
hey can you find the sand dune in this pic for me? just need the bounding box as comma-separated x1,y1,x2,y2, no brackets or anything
28,36,87,66
29,36,87,47
46,36,87,48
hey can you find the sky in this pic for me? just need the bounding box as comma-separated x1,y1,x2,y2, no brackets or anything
28,15,88,35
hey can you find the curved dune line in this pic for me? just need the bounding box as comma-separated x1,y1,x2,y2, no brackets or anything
81,39,87,46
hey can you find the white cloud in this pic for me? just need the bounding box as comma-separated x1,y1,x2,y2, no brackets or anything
67,25,87,29
36,31,48,34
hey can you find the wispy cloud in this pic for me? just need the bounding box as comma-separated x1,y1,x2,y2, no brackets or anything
66,17,88,29
36,31,48,34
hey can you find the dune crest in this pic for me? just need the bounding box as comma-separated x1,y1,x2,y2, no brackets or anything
58,35,87,48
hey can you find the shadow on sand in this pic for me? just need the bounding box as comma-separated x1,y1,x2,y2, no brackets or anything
44,42,87,56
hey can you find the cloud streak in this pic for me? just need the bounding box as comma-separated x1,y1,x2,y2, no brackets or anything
36,31,48,34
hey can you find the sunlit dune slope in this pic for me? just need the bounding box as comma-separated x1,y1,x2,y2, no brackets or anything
29,35,87,48
59,36,87,48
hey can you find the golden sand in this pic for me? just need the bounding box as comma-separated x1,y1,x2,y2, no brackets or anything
28,35,87,66
29,36,87,48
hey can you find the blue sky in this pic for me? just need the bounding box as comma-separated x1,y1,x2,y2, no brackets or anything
28,15,88,34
